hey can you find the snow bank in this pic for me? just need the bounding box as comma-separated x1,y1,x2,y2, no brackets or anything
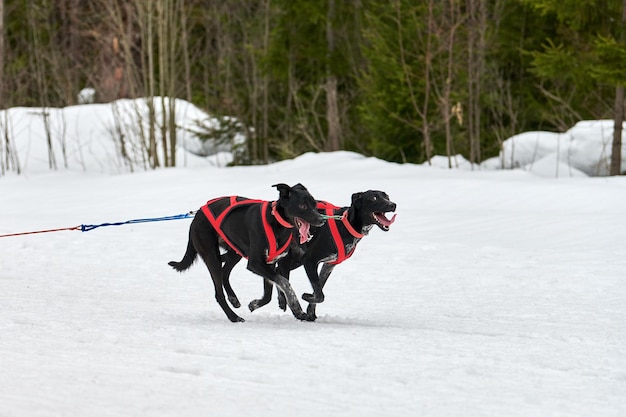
424,120,625,177
0,98,244,175
2,98,624,178
484,120,625,177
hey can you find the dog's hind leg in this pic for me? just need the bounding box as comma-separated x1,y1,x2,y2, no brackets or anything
249,258,296,312
301,260,325,304
305,263,335,321
193,232,245,323
275,255,300,311
221,250,243,308
246,259,309,321
203,251,244,322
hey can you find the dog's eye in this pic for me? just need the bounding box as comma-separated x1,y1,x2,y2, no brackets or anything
370,196,377,201
299,203,307,210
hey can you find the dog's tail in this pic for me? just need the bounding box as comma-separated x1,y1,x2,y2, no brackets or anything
168,238,197,272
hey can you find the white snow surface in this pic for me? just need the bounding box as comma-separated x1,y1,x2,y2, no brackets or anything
1,149,625,417
482,120,626,176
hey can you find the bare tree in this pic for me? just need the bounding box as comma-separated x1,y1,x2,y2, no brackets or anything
261,0,271,163
391,1,434,163
439,0,464,168
247,0,272,164
0,0,15,177
610,0,626,175
421,0,435,163
466,0,487,167
157,0,175,167
141,0,159,168
325,0,341,151
611,86,624,175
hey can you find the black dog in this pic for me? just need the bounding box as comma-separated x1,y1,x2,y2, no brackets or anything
245,190,397,320
168,183,325,322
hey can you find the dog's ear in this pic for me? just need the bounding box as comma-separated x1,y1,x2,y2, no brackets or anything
272,183,291,199
351,192,363,208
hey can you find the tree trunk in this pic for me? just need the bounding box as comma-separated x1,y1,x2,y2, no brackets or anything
262,0,271,163
168,0,179,167
610,0,626,175
422,0,434,164
443,0,459,169
466,0,486,167
610,85,624,175
325,0,341,151
180,1,192,103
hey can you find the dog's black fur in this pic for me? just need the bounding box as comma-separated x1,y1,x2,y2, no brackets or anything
230,190,397,320
168,183,325,322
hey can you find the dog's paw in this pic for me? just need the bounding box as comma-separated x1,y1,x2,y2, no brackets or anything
306,305,317,321
227,315,245,323
228,296,241,309
302,292,324,304
294,312,312,321
277,295,287,311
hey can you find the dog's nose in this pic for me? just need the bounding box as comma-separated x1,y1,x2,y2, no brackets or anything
390,202,397,211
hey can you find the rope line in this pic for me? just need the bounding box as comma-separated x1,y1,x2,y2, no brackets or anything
320,214,343,220
0,211,196,238
0,226,82,237
80,212,195,232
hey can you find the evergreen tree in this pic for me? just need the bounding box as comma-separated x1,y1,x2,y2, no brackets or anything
524,0,626,174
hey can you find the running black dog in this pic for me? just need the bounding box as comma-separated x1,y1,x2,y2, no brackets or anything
246,190,397,320
168,183,325,322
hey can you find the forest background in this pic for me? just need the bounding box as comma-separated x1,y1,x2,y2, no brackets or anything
0,0,624,174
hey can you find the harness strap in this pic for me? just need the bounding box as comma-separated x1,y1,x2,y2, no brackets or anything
340,210,365,239
317,201,364,265
201,197,250,259
201,197,293,263
271,201,294,229
262,201,293,263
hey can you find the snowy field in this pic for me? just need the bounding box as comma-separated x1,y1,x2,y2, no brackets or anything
1,149,625,417
1,100,625,416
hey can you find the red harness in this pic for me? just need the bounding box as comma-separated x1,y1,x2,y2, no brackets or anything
317,201,364,265
201,196,293,263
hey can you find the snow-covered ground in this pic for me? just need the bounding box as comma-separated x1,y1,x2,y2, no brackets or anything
1,148,625,416
1,101,625,415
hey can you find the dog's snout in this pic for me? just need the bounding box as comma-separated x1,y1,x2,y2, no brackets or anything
390,202,397,211
315,213,327,227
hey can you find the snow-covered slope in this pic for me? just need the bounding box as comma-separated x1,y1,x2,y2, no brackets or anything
1,151,624,417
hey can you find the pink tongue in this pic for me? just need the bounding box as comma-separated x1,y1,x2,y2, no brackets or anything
298,220,311,244
376,212,397,227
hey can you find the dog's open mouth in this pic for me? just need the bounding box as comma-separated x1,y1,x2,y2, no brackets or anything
373,212,397,231
295,217,312,244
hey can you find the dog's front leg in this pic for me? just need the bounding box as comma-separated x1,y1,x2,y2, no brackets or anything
248,279,273,312
246,259,310,321
305,263,335,321
301,260,325,304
